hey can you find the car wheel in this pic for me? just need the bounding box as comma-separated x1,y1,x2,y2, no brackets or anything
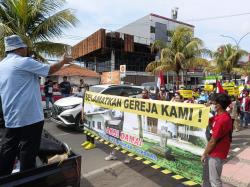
75,114,84,132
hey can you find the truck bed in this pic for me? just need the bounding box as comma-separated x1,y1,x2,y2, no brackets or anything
0,130,81,187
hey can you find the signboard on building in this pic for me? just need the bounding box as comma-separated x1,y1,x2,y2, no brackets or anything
120,65,126,78
101,71,120,85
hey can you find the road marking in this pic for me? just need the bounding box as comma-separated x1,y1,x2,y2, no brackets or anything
182,181,197,186
143,160,151,165
161,169,171,174
135,156,143,161
151,165,160,169
128,153,134,157
172,175,184,180
115,147,121,150
82,161,123,178
121,150,127,153
55,133,70,137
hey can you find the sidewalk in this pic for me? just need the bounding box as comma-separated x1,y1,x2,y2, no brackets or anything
222,128,250,187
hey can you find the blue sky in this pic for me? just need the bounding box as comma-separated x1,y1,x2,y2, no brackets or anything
60,0,250,52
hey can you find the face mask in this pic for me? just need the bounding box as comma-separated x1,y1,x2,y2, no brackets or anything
211,104,216,112
150,90,156,94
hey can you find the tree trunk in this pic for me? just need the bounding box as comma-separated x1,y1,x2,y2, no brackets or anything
176,72,180,90
138,115,143,139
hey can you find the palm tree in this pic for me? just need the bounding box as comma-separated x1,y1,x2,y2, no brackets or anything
146,26,210,88
0,0,78,61
206,44,248,80
151,40,166,54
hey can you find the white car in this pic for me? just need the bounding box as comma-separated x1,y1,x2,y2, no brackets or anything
50,85,143,131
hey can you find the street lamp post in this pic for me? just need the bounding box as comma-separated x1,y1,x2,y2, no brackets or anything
220,32,250,83
220,32,250,49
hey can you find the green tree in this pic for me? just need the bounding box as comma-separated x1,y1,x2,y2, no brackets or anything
207,44,248,80
0,0,78,61
146,26,210,88
150,40,166,54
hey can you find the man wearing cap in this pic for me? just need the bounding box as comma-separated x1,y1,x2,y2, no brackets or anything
0,35,72,176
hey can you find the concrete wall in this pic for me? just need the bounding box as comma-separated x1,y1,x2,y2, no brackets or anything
117,14,194,45
116,15,151,45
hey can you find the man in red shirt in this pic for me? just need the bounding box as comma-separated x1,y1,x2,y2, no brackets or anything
202,93,232,187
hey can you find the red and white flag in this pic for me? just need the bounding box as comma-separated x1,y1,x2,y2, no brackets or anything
157,70,165,89
216,80,225,93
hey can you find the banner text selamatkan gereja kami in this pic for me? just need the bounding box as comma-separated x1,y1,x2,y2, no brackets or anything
84,91,210,129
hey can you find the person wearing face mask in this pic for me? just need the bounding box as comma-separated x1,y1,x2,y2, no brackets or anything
202,93,232,187
141,89,149,99
198,91,209,104
149,87,160,100
159,86,169,101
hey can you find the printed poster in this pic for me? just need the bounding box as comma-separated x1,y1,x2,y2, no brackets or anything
83,91,210,183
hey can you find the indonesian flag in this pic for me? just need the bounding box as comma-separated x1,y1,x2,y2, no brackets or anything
216,80,225,93
157,70,165,89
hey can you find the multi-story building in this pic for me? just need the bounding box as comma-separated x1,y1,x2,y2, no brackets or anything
117,13,194,45
72,13,198,86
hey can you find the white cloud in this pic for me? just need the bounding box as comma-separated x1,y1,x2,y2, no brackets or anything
59,0,250,51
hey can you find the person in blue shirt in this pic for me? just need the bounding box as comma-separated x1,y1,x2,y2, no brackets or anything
0,35,72,176
198,91,209,104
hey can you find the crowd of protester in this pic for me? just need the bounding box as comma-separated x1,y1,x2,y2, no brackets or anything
141,84,249,131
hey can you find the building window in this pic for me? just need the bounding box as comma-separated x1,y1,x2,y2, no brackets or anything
150,26,155,33
92,121,95,128
97,122,102,130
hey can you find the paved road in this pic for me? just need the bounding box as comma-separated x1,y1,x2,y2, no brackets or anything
44,119,198,187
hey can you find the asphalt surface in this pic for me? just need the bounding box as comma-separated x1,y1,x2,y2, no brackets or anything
44,119,199,187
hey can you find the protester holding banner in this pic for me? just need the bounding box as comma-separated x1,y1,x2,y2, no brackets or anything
171,93,183,102
149,87,160,100
202,93,232,187
142,89,149,99
184,96,196,103
159,86,170,101
81,84,96,150
105,91,131,163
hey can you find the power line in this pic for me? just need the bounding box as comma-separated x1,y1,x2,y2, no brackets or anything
184,12,250,22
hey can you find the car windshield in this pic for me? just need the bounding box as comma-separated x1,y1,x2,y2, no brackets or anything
72,93,83,98
89,86,106,93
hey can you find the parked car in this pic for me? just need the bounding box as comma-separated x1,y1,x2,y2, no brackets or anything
141,82,174,91
50,85,144,131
